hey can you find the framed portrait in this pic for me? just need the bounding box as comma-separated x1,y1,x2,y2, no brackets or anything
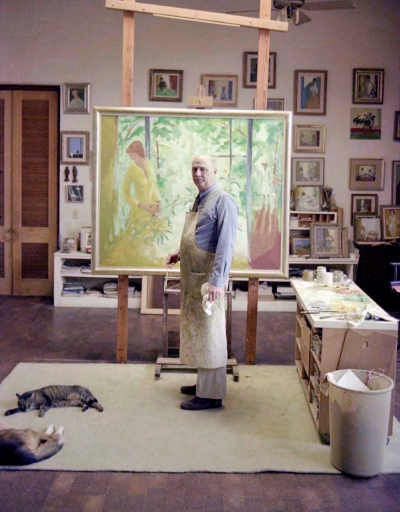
380,205,400,240
294,125,325,153
350,194,378,225
352,69,384,104
60,131,90,165
202,74,238,107
267,98,285,111
294,185,322,212
353,214,381,243
294,70,327,115
310,222,342,258
149,69,183,102
66,185,84,203
391,161,400,204
349,158,384,191
92,107,292,279
394,111,400,141
243,51,277,89
292,157,324,186
63,83,90,114
291,237,310,256
350,108,381,140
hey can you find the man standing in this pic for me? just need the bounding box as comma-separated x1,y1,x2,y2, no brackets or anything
166,155,238,411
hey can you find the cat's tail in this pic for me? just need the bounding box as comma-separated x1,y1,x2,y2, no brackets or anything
14,435,64,466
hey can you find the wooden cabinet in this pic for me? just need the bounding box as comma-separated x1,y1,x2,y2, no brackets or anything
292,278,398,444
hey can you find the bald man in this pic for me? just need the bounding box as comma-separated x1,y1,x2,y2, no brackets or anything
166,155,238,410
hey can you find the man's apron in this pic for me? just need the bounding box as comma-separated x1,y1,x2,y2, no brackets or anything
179,208,227,369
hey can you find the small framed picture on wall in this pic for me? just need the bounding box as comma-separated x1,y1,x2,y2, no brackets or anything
63,83,90,114
149,69,183,102
61,131,90,165
350,194,378,225
66,185,84,203
243,51,277,89
352,69,384,104
294,70,327,115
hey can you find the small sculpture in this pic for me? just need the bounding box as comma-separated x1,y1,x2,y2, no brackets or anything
64,167,70,182
72,166,78,183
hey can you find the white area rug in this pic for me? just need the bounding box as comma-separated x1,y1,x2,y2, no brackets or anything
0,363,399,473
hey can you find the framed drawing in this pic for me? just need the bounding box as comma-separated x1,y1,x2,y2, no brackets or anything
63,83,90,114
350,108,381,140
292,157,324,186
349,158,384,191
149,69,183,102
267,98,285,111
291,237,310,256
66,185,84,203
60,131,90,165
294,185,322,212
352,69,384,104
92,108,291,279
353,214,381,243
243,51,277,89
392,161,400,204
294,70,327,115
310,223,342,258
350,194,378,225
394,111,400,141
202,74,238,107
294,125,325,153
380,205,400,240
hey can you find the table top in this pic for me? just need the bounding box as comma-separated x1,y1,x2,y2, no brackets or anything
290,278,398,330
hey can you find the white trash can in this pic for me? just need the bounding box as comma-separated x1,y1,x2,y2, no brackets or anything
326,369,394,477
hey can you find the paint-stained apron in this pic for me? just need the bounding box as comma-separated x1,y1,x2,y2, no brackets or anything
179,211,227,369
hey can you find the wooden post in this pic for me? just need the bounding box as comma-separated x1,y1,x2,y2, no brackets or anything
117,0,136,363
245,0,271,364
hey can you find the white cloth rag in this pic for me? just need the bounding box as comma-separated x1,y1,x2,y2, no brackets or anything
201,282,213,316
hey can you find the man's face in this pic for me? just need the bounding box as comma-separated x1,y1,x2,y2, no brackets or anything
191,156,217,192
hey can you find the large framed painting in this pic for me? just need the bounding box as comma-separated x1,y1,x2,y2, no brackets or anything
92,108,291,279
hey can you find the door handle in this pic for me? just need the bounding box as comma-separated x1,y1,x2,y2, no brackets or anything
12,229,19,241
3,228,13,242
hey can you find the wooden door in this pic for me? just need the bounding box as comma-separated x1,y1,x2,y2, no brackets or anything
0,89,58,296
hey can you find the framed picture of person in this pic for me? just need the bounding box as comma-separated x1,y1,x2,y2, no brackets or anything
350,194,378,225
149,69,183,102
380,205,400,240
394,111,400,141
294,185,322,212
391,161,400,204
352,69,384,105
310,223,342,258
63,83,90,114
201,74,238,107
60,131,90,165
242,52,277,89
349,158,384,191
294,70,327,116
353,214,381,243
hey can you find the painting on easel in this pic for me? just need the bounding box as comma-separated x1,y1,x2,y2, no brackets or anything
92,108,291,279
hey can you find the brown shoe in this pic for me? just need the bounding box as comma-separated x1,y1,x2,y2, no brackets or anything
180,396,222,411
180,384,196,395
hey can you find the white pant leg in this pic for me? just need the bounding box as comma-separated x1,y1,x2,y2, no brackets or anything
197,366,226,399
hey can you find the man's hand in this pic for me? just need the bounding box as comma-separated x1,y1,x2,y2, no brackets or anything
165,250,180,268
207,284,223,302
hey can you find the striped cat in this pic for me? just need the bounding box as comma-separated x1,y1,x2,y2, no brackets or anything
5,385,104,417
0,422,64,466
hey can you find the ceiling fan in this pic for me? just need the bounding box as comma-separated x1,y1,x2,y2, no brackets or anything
226,0,356,26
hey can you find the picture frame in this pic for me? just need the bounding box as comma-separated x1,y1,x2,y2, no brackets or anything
350,193,378,225
267,98,285,111
352,69,384,104
60,131,90,165
394,111,400,141
292,157,324,186
353,214,381,243
243,51,277,89
63,83,90,114
294,70,327,115
309,222,342,258
350,107,381,140
202,74,238,107
380,205,400,240
349,158,384,191
149,69,183,102
294,125,325,153
80,226,92,252
92,107,291,278
66,185,84,203
341,226,349,257
391,161,400,204
294,185,322,212
291,237,310,256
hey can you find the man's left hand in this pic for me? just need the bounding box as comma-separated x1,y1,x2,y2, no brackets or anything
207,284,223,302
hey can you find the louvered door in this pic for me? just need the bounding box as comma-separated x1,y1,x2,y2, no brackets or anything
0,90,58,296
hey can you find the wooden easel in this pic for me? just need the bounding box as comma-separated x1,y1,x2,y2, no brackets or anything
106,0,288,364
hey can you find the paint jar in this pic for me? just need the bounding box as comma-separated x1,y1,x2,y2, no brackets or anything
316,266,327,285
323,272,333,286
333,270,344,285
302,269,315,282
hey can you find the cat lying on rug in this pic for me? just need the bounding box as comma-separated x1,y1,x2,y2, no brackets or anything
0,422,64,466
5,385,104,417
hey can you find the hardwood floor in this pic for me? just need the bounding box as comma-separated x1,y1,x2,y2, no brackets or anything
0,296,399,512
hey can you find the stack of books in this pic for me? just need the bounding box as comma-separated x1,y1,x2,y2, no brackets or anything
62,282,85,296
103,281,118,298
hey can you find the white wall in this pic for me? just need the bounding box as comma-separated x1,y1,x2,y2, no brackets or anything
1,0,399,243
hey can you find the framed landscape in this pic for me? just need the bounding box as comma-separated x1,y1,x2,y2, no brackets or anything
292,157,324,186
92,108,291,279
349,158,384,191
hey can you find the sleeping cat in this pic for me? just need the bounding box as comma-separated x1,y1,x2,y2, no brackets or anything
0,422,64,466
5,385,104,417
